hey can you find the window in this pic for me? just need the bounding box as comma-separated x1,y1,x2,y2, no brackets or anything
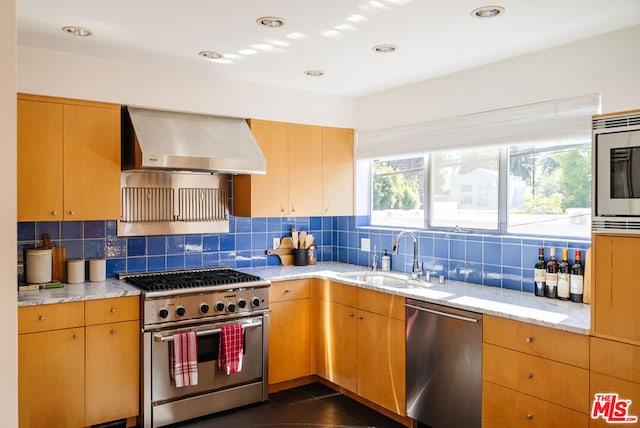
508,142,591,237
371,157,424,228
431,147,500,230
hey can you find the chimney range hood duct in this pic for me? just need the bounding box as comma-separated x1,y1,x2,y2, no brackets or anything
121,106,266,174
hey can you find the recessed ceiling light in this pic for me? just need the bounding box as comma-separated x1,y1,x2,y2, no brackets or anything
372,44,398,53
62,26,93,37
470,6,505,18
304,70,325,77
198,50,224,60
256,16,286,28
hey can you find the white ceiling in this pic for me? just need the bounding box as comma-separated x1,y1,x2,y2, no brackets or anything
16,0,640,97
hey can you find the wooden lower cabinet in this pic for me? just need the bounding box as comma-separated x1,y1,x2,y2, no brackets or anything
269,280,312,385
18,297,140,428
483,381,588,428
18,327,86,428
85,320,140,426
312,281,405,416
357,309,405,415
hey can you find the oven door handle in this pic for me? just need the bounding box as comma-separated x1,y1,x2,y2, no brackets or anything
153,320,261,343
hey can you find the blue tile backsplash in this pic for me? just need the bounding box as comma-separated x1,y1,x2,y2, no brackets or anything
17,215,590,293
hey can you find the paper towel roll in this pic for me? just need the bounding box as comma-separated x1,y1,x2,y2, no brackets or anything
89,258,106,282
67,259,85,284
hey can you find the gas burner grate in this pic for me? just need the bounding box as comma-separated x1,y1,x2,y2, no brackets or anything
123,268,262,292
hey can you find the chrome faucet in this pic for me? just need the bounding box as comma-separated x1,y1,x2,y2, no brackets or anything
392,231,422,280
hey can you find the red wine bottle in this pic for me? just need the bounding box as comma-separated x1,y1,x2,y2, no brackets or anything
570,250,584,303
545,248,558,299
557,249,570,301
534,247,546,297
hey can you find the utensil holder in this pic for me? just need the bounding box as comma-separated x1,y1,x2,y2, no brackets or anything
292,248,309,266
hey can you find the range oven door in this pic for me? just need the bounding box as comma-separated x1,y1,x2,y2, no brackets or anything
148,316,265,403
596,129,640,216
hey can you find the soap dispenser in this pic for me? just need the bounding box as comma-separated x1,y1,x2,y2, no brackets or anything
381,249,391,272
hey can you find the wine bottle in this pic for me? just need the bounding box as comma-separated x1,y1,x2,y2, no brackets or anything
557,249,570,300
534,247,546,297
545,248,558,299
570,250,584,303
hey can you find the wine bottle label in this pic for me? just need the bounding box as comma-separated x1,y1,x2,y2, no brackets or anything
558,273,570,298
570,275,584,294
534,268,546,282
546,272,558,287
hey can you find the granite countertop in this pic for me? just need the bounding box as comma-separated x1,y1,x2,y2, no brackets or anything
17,262,590,335
17,279,140,307
240,262,591,335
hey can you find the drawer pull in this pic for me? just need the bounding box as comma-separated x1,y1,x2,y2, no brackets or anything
111,329,117,335
73,334,79,340
525,336,533,343
525,372,533,379
111,308,117,313
525,413,533,420
39,315,45,321
51,211,58,216
348,313,355,317
284,289,291,293
358,316,364,320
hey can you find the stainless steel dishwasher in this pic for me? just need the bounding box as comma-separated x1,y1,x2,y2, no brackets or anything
405,298,482,428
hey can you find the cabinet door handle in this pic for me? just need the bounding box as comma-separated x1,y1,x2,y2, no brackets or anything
358,316,364,320
39,315,45,321
69,210,76,216
111,308,117,313
348,313,354,317
525,413,533,420
284,289,291,293
73,334,79,340
111,329,117,335
51,210,58,216
525,372,533,379
525,336,533,343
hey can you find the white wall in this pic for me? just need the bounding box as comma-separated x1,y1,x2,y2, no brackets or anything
17,47,357,128
356,25,640,132
1,0,18,426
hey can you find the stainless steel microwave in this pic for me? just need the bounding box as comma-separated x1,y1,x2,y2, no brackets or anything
593,112,640,232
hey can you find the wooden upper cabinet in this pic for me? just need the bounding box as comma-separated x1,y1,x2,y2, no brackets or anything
17,94,121,221
17,99,64,221
322,127,354,216
233,119,354,218
288,124,323,216
63,103,120,220
592,233,640,344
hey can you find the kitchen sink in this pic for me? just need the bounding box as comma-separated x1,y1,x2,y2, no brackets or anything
337,271,430,288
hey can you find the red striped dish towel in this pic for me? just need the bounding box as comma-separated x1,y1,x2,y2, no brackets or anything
172,331,198,387
218,324,244,375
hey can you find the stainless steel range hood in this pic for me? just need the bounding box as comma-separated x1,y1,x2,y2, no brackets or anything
121,106,266,174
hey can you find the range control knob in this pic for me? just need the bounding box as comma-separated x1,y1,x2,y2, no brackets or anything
175,306,186,316
227,303,236,313
251,297,261,308
238,299,247,309
158,308,169,319
215,302,225,312
200,303,210,314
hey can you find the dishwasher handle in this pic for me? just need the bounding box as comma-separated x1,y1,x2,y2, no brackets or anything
405,303,480,323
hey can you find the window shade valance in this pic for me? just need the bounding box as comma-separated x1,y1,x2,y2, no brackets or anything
356,93,600,159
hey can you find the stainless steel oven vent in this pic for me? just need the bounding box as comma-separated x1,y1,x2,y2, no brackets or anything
118,171,229,236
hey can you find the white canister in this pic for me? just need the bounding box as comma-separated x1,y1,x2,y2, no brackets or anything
89,258,106,282
67,259,85,284
26,249,52,284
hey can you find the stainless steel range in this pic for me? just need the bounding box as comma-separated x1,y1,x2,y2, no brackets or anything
121,267,271,428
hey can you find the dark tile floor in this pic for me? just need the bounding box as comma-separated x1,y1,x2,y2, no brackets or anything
166,382,407,428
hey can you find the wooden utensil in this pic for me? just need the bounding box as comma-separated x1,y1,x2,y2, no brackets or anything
583,247,591,304
291,227,299,249
267,237,294,265
42,234,51,249
299,231,307,249
51,247,67,282
306,234,315,249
